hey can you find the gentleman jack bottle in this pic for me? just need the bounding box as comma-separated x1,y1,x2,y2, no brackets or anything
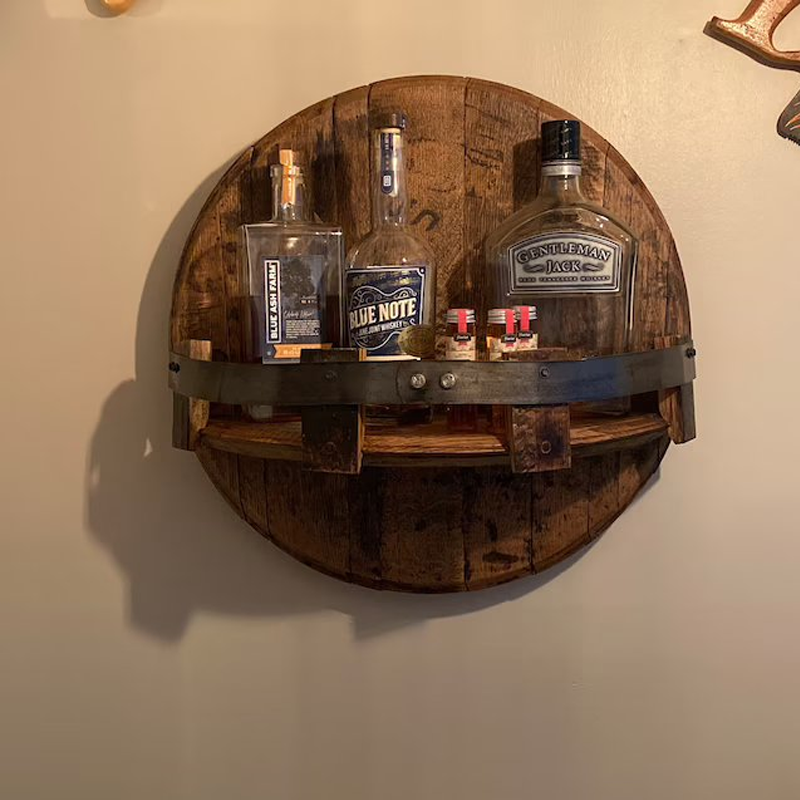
485,120,638,358
345,114,436,360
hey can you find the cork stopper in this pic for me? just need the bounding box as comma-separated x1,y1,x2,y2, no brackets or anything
278,149,302,206
279,149,298,170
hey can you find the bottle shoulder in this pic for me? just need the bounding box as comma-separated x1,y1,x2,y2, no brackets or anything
346,225,435,269
486,197,637,251
242,220,342,237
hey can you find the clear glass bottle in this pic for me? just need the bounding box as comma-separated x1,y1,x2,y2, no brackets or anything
344,113,436,360
485,120,638,359
241,149,343,419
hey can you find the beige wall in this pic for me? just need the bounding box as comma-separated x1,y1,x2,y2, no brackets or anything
3,1,800,797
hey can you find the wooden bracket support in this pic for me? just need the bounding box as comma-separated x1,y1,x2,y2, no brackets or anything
301,349,365,474
507,348,572,474
655,336,697,444
172,339,212,451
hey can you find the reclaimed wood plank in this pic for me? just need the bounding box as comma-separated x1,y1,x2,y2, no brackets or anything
379,468,465,591
618,438,664,508
348,467,384,587
463,468,532,589
587,452,620,538
301,349,364,474
264,461,350,576
196,443,243,516
532,459,591,572
200,413,668,463
237,455,268,534
509,405,572,473
172,339,212,451
464,78,541,324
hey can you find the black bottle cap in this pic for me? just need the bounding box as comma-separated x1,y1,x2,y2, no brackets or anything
372,111,407,131
541,120,581,162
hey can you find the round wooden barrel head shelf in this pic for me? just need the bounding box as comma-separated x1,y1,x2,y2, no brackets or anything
170,75,694,593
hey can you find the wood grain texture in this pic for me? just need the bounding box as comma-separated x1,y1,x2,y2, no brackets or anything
200,413,668,465
508,348,573,473
464,79,541,327
379,468,466,591
509,405,572,473
655,335,697,444
264,461,350,576
300,349,364,474
172,339,212,450
171,76,689,592
463,468,532,589
196,444,243,517
237,455,268,532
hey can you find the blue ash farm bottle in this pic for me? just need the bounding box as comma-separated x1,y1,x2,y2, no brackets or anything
344,113,436,361
240,148,343,420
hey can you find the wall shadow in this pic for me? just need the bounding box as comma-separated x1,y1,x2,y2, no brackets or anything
85,154,660,644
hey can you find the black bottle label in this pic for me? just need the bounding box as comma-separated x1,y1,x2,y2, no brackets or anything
263,255,326,359
345,266,427,358
508,232,622,294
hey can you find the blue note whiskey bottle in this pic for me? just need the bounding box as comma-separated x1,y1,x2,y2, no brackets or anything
344,114,436,360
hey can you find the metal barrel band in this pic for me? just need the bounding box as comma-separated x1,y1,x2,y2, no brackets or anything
168,343,696,407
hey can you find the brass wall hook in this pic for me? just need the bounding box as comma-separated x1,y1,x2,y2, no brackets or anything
101,0,136,13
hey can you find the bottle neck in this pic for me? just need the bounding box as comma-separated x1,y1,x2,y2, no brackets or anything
271,167,308,223
538,162,585,203
372,127,407,227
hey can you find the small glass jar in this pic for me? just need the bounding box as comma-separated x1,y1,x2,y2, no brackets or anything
486,308,515,435
514,305,539,353
487,308,517,361
444,309,478,431
445,309,477,361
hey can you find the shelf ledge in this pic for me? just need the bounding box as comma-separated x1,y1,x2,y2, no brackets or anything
199,413,668,467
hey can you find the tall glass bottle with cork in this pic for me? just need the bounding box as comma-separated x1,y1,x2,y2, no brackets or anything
241,148,343,419
344,113,436,360
485,120,638,359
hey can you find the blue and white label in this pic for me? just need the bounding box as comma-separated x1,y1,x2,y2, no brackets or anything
346,266,427,358
508,232,622,294
263,255,325,360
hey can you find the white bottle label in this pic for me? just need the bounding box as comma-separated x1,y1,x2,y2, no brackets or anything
508,232,622,294
445,334,475,361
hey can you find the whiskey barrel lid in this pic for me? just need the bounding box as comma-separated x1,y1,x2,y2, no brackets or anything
171,75,690,593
